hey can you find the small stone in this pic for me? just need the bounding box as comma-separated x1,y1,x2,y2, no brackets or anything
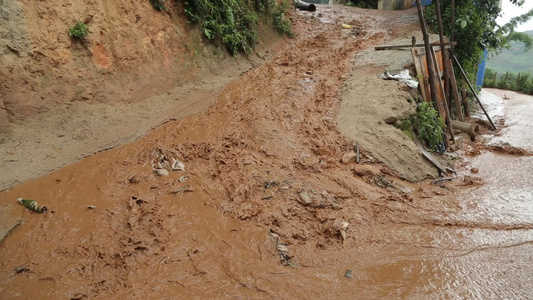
470,168,479,174
341,153,357,165
154,169,169,176
383,116,398,124
298,191,313,206
352,165,376,177
345,269,353,279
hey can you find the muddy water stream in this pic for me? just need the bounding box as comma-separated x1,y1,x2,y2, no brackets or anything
1,6,533,299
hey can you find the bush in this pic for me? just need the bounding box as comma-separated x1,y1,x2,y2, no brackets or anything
68,22,89,39
184,0,292,55
150,0,166,11
413,102,446,150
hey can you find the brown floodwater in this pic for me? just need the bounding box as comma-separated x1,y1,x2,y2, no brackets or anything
1,7,533,300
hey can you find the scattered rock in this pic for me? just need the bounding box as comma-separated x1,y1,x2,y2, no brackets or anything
333,219,349,243
383,116,398,124
341,153,357,165
345,269,353,279
154,168,169,176
87,205,96,209
298,191,313,206
178,176,188,182
71,293,87,300
352,165,376,177
470,168,479,174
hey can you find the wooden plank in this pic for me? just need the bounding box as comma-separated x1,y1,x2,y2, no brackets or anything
376,42,456,51
375,42,455,51
411,48,429,102
431,47,455,144
447,58,464,121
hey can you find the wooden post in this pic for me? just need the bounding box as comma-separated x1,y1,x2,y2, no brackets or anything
415,0,441,119
434,0,451,103
453,55,496,130
447,58,464,121
493,72,497,87
517,73,521,90
462,89,470,117
503,72,509,87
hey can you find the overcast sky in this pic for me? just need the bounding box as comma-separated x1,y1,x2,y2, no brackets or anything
496,1,533,32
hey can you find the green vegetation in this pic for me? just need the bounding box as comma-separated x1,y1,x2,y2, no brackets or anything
68,22,89,39
184,0,293,55
413,102,446,150
483,68,533,94
150,0,166,11
425,1,533,85
394,102,446,150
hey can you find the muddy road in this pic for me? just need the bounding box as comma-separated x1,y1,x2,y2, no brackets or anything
1,6,533,299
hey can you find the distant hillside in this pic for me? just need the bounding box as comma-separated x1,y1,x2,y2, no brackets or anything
486,30,533,74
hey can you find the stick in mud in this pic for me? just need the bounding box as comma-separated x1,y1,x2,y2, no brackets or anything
453,55,497,130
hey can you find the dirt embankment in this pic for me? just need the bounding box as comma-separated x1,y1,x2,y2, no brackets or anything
0,0,246,138
0,1,280,190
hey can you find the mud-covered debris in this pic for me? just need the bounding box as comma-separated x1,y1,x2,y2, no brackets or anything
178,176,188,183
154,168,169,176
150,148,185,172
298,191,313,206
170,185,193,195
352,165,376,177
128,175,140,184
17,198,47,214
263,180,279,189
345,269,353,279
341,153,357,165
9,265,29,277
463,175,483,186
333,219,349,244
71,293,87,300
261,193,273,200
87,205,96,209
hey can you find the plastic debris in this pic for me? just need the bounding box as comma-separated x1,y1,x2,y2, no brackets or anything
17,198,47,213
378,69,418,88
178,176,188,183
87,205,96,209
342,24,352,29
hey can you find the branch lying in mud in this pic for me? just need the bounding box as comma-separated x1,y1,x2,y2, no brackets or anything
431,176,457,185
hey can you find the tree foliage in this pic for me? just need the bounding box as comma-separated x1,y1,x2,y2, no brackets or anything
425,0,533,82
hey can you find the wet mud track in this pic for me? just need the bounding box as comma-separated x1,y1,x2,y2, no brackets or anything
1,6,533,299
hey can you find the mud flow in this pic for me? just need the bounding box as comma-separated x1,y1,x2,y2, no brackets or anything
1,6,533,299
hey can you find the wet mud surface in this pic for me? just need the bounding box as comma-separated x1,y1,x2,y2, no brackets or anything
1,6,533,299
